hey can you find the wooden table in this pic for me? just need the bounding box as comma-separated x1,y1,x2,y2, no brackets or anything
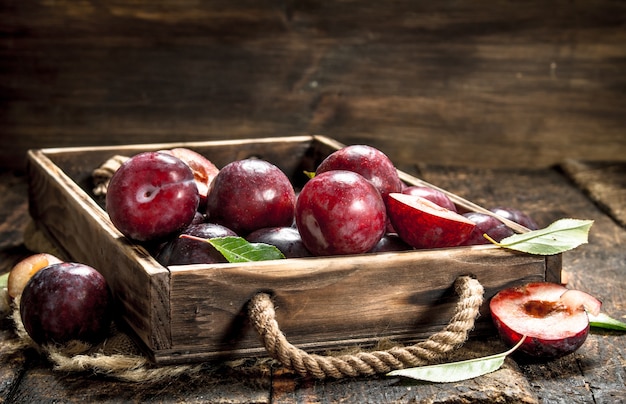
1,159,624,403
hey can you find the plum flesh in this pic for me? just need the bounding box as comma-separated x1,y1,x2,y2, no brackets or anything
490,282,601,358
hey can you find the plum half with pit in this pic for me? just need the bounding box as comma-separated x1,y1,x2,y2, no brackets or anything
106,151,200,242
490,282,602,358
205,159,296,235
20,262,113,346
295,170,387,256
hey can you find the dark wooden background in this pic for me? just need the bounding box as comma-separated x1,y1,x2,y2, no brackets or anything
1,1,625,171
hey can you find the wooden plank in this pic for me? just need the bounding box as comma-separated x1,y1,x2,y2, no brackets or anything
162,247,548,363
560,160,626,228
2,1,626,170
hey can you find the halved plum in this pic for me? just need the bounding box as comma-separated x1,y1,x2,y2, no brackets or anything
386,193,476,249
490,282,601,358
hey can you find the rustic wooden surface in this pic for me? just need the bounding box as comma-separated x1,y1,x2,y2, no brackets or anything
1,160,625,403
1,1,626,171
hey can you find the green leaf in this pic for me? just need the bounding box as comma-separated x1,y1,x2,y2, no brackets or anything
589,312,626,332
0,272,8,289
180,235,285,263
486,218,593,255
0,272,10,289
386,336,526,383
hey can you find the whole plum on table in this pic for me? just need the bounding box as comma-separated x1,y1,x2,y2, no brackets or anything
295,170,387,256
315,145,403,199
205,159,296,235
246,226,313,258
20,262,112,346
106,151,200,242
156,223,237,266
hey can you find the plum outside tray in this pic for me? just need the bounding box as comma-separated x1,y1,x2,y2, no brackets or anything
26,135,561,365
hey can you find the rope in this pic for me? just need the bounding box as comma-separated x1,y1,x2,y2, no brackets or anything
248,275,484,379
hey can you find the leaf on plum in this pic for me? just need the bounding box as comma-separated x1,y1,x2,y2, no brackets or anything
485,218,593,255
185,235,286,263
387,336,526,383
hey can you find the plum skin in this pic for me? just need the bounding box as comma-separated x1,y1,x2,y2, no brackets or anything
402,186,457,212
295,170,387,256
246,227,313,258
205,159,296,236
493,316,589,358
316,144,403,199
106,151,200,242
19,262,112,346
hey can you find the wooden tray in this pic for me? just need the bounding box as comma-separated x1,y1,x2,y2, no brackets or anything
26,135,561,364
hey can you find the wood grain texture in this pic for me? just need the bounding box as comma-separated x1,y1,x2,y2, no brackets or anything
1,1,625,170
560,160,626,228
163,247,548,363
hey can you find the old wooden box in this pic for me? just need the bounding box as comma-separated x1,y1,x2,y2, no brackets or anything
26,135,561,365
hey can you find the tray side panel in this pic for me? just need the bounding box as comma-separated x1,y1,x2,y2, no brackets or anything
161,246,548,364
27,150,172,352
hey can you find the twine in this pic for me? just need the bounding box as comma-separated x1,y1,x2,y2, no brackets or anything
248,275,484,379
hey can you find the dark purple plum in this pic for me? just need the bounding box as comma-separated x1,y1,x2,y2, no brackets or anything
106,151,200,242
402,186,457,212
246,227,313,258
460,212,515,245
316,145,403,199
490,207,540,230
20,262,112,345
156,222,237,266
295,170,387,256
205,159,296,235
368,234,413,253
